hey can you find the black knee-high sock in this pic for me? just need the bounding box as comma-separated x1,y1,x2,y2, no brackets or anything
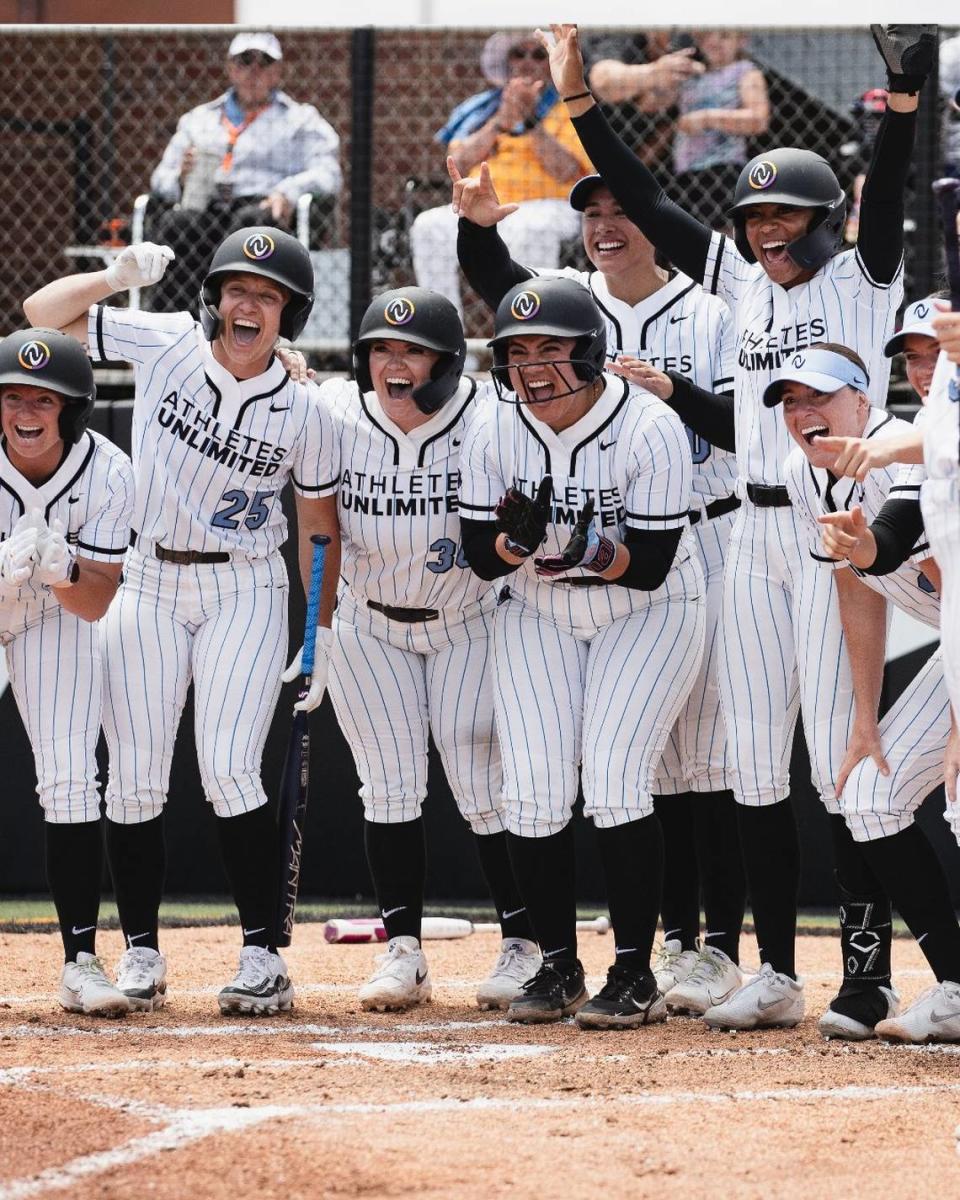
595,815,663,971
693,790,745,964
105,815,166,952
736,800,799,978
828,814,892,992
364,818,425,942
506,824,577,963
652,794,700,950
472,830,537,942
215,806,278,949
857,822,960,983
46,820,104,963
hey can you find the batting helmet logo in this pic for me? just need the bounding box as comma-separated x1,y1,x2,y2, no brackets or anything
384,297,416,326
748,160,778,190
510,290,541,321
242,233,276,261
17,340,51,371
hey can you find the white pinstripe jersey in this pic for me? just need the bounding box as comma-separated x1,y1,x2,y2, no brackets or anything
0,429,134,635
459,375,700,626
784,408,939,631
536,267,737,504
702,233,902,485
88,306,338,554
923,350,960,480
319,375,494,612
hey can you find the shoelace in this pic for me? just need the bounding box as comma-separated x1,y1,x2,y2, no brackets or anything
597,966,649,1002
119,950,158,985
493,944,535,978
685,950,728,987
372,942,419,979
76,956,110,982
652,943,682,971
520,963,564,995
234,947,272,986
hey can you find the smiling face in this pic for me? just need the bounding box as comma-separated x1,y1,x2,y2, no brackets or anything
580,185,655,280
0,384,65,480
781,381,869,468
900,332,940,400
505,334,598,432
214,272,287,378
367,338,441,429
741,204,816,287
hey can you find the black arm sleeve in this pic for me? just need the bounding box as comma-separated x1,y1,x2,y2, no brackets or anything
459,516,517,580
617,526,684,590
856,107,916,285
457,219,534,312
663,372,736,453
862,497,925,575
570,104,713,281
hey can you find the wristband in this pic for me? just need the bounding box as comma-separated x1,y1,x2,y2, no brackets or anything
503,535,534,558
562,90,592,104
584,534,616,574
886,73,925,95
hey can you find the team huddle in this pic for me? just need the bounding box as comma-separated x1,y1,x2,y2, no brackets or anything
2,22,960,1043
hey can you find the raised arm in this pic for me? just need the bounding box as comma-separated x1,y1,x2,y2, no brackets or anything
450,159,534,311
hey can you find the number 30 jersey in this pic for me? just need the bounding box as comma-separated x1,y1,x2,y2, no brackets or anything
318,375,494,612
89,306,338,554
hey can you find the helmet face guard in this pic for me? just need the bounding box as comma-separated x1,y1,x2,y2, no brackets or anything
489,348,604,405
353,288,466,414
0,328,96,446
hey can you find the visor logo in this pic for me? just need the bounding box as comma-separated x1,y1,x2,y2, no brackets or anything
792,353,805,368
748,160,777,190
384,297,416,326
242,233,275,260
510,290,541,320
17,340,51,371
914,302,929,319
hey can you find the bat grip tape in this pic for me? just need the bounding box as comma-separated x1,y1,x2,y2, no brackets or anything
301,534,329,678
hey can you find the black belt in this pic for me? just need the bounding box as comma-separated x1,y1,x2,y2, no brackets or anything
368,600,440,622
134,535,230,565
689,494,741,526
746,483,792,508
553,577,608,587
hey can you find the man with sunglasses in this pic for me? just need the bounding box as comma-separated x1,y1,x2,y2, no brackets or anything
148,32,341,313
411,32,591,316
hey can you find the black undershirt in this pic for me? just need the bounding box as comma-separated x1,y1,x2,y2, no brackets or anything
862,497,926,576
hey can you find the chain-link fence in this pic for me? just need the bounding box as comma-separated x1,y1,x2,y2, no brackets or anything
0,24,957,370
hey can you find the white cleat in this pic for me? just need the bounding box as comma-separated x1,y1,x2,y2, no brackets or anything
59,952,131,1018
476,938,542,1010
652,939,700,996
703,962,805,1030
873,980,960,1043
666,945,744,1016
115,946,168,1012
359,935,432,1012
218,946,294,1016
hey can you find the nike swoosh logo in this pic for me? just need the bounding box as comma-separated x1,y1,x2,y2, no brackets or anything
242,927,266,937
127,932,151,945
757,997,789,1011
71,925,96,935
381,906,406,919
543,948,567,959
270,404,290,413
68,496,81,504
669,314,690,324
930,1009,960,1023
415,969,427,985
501,907,526,920
615,947,638,955
599,440,615,451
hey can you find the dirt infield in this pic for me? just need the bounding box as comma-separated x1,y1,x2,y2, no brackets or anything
0,925,958,1200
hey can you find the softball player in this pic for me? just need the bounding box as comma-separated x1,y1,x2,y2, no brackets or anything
0,328,134,1016
286,286,540,1012
453,167,746,1012
459,277,705,1027
772,344,960,1042
540,22,934,1028
25,229,341,1016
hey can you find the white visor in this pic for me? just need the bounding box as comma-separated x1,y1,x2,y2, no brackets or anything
763,348,869,407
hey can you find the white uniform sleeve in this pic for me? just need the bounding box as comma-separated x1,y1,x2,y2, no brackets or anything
88,305,195,367
701,230,750,312
76,449,135,563
624,403,692,532
291,385,340,498
713,302,736,393
458,393,503,519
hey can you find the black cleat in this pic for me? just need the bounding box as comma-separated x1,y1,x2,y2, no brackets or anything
576,964,668,1030
818,984,899,1040
506,959,587,1024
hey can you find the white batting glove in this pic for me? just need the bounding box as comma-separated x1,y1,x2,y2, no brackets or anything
0,509,44,588
34,518,76,587
104,242,175,292
281,628,334,713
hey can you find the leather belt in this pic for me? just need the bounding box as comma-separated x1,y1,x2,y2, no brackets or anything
689,494,741,526
134,534,230,565
553,577,608,587
368,600,440,622
746,483,792,508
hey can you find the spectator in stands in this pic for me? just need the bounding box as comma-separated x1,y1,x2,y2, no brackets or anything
148,32,341,313
410,32,591,317
939,33,960,177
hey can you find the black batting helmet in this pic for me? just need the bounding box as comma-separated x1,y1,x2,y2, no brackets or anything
0,328,96,446
488,278,606,403
353,287,466,414
727,149,846,272
200,227,315,342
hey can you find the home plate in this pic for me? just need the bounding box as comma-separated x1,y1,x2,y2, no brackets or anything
311,1041,556,1064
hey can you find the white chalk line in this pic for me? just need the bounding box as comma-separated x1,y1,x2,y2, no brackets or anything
2,1078,960,1200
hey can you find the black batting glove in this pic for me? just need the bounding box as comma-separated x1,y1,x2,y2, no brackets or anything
871,24,938,94
495,475,553,557
534,499,617,577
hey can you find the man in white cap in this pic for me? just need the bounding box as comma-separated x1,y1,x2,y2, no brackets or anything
148,31,341,311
